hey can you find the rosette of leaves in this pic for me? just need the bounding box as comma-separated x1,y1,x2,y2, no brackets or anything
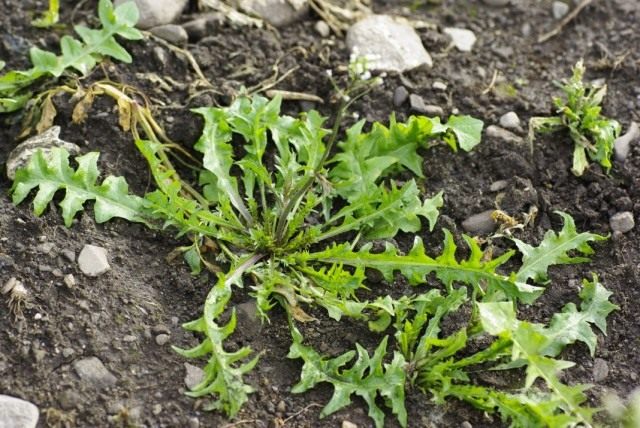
12,93,616,427
529,60,621,176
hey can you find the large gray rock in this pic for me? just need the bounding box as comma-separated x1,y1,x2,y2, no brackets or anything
610,211,635,234
114,0,188,29
6,126,80,180
238,0,308,27
0,395,39,428
346,15,433,72
78,245,111,277
73,357,117,389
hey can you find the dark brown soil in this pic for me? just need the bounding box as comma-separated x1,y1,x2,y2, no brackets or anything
1,1,639,427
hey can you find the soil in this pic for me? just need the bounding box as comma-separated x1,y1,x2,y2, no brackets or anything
1,0,639,427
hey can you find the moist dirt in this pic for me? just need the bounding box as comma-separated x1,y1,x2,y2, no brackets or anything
1,0,639,427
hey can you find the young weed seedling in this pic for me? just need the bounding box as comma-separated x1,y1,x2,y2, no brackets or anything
0,0,141,113
529,60,621,176
10,47,617,428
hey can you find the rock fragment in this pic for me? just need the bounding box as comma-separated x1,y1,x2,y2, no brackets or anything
485,125,523,144
238,0,308,27
552,1,570,19
73,357,117,389
443,27,477,52
346,15,433,72
0,395,39,428
614,121,639,162
592,358,609,382
462,210,497,235
314,20,331,37
78,245,110,277
155,334,170,346
6,126,81,180
499,112,521,130
482,0,510,5
150,24,188,45
184,363,205,390
610,211,635,233
342,421,358,428
393,86,409,107
114,0,188,29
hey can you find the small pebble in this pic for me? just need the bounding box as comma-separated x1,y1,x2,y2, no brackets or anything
78,244,110,277
462,210,497,235
490,180,509,192
593,358,609,382
461,422,473,428
188,417,200,428
499,111,521,130
432,81,447,91
552,1,570,19
152,404,163,415
276,400,286,413
393,86,409,107
482,0,509,5
61,249,75,262
155,334,170,346
610,211,635,233
123,335,137,343
36,242,55,254
184,363,205,390
314,20,330,37
62,348,75,358
342,421,358,428
443,27,476,52
485,125,523,144
63,274,75,288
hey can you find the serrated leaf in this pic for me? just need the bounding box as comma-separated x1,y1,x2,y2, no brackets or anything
514,211,607,284
288,326,407,428
300,231,542,304
174,256,262,417
544,274,618,356
11,148,145,227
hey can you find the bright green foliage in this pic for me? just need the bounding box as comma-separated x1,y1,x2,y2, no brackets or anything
0,0,141,112
514,211,607,284
288,326,407,428
11,148,145,227
32,0,60,28
173,257,261,416
10,92,615,427
297,232,543,304
529,60,622,176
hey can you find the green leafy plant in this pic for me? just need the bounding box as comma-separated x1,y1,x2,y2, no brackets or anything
0,0,141,113
32,0,60,28
11,75,615,426
529,60,622,176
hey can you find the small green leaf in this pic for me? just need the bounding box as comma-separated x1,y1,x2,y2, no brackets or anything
446,115,484,151
288,325,407,428
514,211,607,284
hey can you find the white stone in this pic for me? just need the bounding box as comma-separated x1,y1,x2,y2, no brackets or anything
552,1,570,19
346,15,433,72
499,111,521,130
238,0,308,27
342,421,358,428
614,121,639,162
184,363,205,390
432,81,448,91
73,357,117,389
443,27,477,52
0,395,39,428
314,20,331,38
610,211,635,234
78,245,110,277
6,126,81,180
150,24,188,45
114,0,188,29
